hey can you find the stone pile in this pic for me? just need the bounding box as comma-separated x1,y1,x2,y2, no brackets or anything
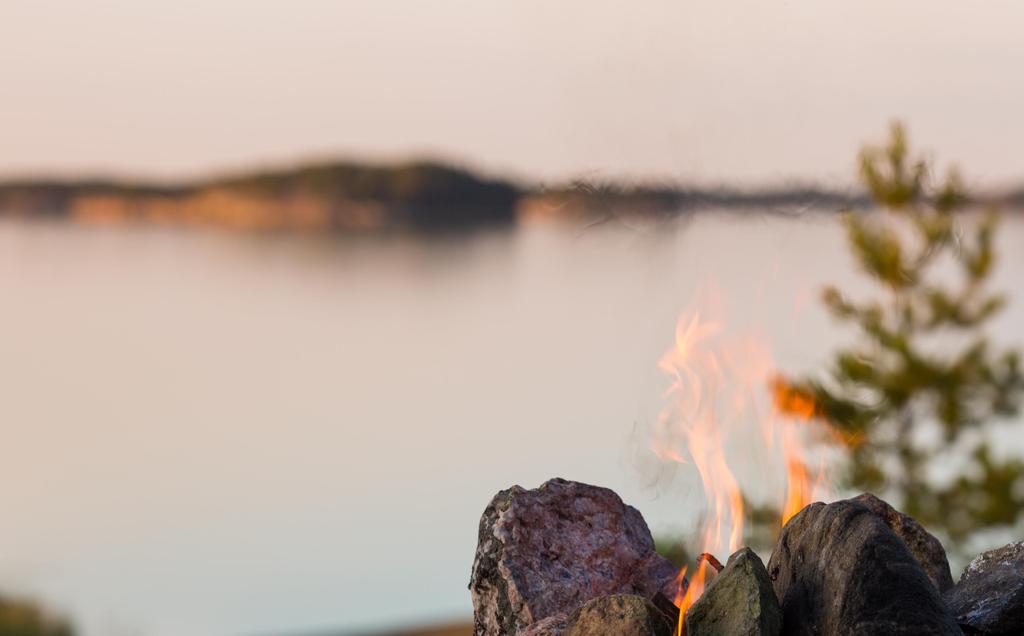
470,478,1024,635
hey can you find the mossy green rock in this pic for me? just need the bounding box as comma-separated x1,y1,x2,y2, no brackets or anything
684,548,781,636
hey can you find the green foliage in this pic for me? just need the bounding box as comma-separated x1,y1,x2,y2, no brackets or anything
741,498,787,555
779,123,1024,544
0,597,73,636
654,535,693,569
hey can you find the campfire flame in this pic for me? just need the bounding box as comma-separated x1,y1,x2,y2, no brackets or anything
772,376,834,525
671,563,709,636
654,311,745,623
653,309,832,629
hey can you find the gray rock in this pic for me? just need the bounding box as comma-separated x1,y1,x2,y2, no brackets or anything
851,493,954,592
469,478,678,636
566,594,673,636
943,540,1024,634
766,498,961,635
519,594,673,636
684,548,781,636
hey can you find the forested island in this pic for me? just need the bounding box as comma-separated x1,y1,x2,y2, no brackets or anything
0,159,1020,232
0,162,518,231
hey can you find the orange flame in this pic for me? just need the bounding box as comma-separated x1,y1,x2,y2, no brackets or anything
653,308,834,628
772,376,832,525
654,312,744,630
672,566,688,607
655,313,745,555
781,446,812,525
671,562,712,635
771,376,816,421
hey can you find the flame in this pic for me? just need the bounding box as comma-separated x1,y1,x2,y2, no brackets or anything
654,312,745,631
771,376,816,421
672,564,689,636
672,562,712,635
672,566,688,607
656,312,745,555
653,308,834,629
780,441,813,525
772,376,835,525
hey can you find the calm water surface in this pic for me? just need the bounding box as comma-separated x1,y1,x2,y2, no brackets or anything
1,213,1022,636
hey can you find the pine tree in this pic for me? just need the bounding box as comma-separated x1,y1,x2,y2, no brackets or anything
776,123,1024,544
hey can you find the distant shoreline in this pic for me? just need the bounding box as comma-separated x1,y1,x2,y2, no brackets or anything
1,160,1020,233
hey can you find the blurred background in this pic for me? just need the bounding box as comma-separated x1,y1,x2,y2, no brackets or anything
2,2,1024,635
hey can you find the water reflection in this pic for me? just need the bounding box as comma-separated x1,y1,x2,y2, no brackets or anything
0,214,1021,636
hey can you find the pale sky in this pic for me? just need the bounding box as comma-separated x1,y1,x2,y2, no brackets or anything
3,0,1024,186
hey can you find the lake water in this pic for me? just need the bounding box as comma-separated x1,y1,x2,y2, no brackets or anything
1,212,1022,636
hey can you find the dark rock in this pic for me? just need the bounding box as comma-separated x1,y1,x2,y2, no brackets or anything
767,499,961,635
566,594,673,636
684,548,781,636
943,540,1024,634
469,478,678,635
851,493,954,592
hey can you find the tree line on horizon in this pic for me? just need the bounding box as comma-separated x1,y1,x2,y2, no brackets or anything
10,155,1023,233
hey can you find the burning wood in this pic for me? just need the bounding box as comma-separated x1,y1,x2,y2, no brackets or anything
695,553,723,574
650,592,681,628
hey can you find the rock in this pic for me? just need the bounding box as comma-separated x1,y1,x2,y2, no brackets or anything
684,548,781,636
518,614,572,636
566,594,673,636
943,540,1024,634
469,478,678,636
850,493,954,592
766,499,961,635
519,595,673,636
